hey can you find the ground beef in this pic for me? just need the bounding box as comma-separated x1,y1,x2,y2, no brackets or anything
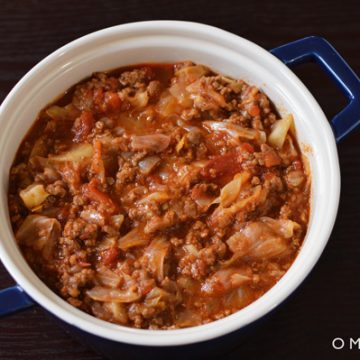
9,62,310,330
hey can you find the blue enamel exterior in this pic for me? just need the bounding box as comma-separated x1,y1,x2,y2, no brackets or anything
0,285,33,317
270,36,360,142
0,35,359,358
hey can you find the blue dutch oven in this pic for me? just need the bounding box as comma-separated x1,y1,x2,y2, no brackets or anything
0,21,359,359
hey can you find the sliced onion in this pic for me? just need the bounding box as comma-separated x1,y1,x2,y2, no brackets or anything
86,286,141,303
138,155,160,174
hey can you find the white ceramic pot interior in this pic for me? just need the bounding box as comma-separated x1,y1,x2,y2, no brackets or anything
0,21,340,346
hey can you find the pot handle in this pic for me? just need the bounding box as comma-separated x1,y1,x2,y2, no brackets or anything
270,36,360,142
0,285,34,317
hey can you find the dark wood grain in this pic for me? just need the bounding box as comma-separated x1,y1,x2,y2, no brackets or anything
1,1,360,359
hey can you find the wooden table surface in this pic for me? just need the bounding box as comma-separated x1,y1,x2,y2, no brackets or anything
1,1,359,359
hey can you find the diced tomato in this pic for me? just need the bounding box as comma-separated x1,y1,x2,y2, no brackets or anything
91,139,106,184
263,150,281,167
248,104,260,117
105,91,122,112
292,159,303,171
82,181,118,213
93,88,104,109
73,110,94,142
101,247,119,267
240,142,255,153
201,151,242,183
79,261,91,267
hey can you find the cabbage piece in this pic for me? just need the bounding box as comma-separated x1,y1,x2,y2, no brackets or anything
226,217,300,260
156,92,180,117
201,267,252,296
175,64,209,84
118,227,148,250
131,134,170,153
169,83,192,107
16,215,61,260
49,143,93,163
19,183,49,211
46,104,80,121
30,138,47,158
220,171,251,208
86,286,141,303
203,121,266,143
144,287,171,308
143,237,170,282
96,266,122,288
210,185,268,229
259,217,300,238
105,302,128,324
268,114,294,149
175,309,202,328
186,79,227,109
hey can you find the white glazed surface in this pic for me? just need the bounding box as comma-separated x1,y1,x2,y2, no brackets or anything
0,21,340,346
